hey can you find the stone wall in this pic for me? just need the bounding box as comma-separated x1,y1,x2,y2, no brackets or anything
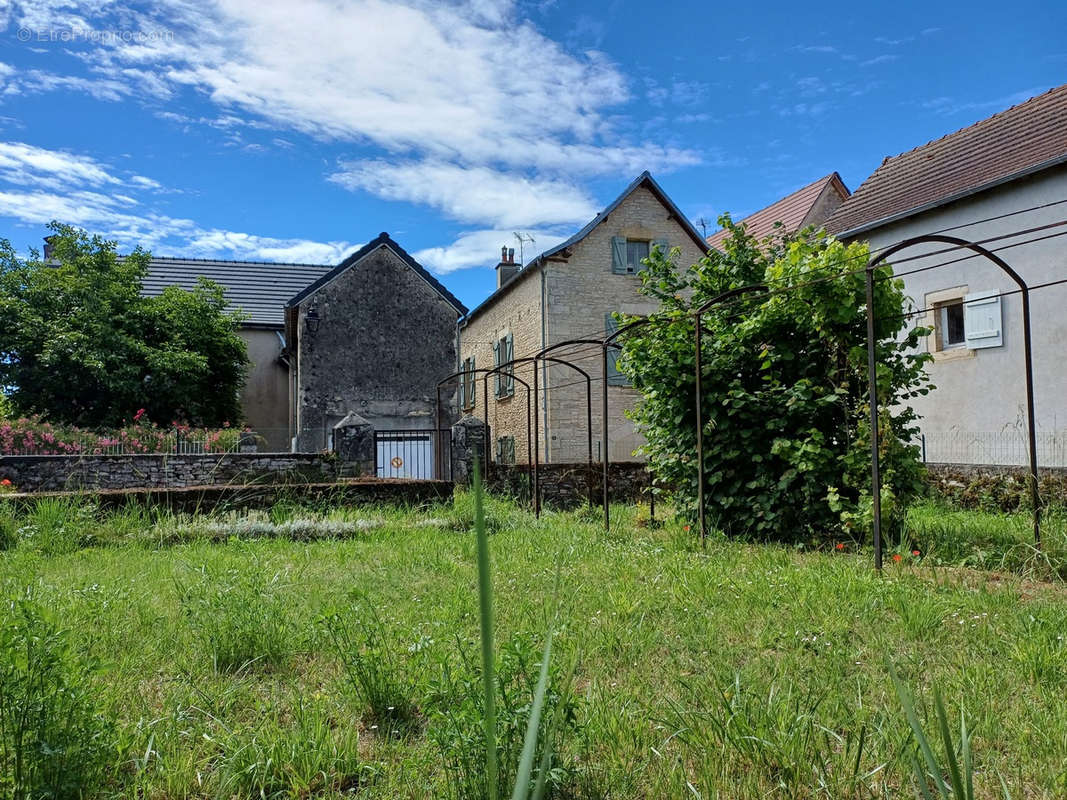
0,452,342,493
293,239,461,451
487,461,652,509
925,462,1067,510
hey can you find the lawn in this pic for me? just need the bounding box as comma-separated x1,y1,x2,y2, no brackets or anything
0,493,1065,798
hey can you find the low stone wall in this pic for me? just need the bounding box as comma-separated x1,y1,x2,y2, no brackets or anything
488,462,651,509
0,452,345,493
1,478,453,514
925,462,1067,510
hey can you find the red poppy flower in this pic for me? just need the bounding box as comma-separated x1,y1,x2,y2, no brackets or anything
892,554,902,563
0,479,11,486
912,549,920,556
835,542,845,551
683,525,691,532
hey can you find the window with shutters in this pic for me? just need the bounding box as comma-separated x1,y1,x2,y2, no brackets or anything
926,287,1003,357
460,356,476,410
611,237,667,275
493,332,515,398
495,435,515,465
604,313,630,386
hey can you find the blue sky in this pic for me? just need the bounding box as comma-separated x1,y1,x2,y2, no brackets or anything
0,0,1064,311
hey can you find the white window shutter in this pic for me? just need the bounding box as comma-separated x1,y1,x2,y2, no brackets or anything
964,291,1003,349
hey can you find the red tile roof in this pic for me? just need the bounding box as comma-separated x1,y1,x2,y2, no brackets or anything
706,172,848,250
825,84,1067,236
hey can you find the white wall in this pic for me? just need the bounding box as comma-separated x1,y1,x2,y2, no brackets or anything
858,164,1067,465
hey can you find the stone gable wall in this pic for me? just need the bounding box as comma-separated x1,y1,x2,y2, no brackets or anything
294,244,460,450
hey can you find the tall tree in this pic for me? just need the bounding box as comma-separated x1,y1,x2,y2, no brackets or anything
0,223,248,428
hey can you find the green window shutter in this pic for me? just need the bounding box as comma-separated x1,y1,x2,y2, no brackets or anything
492,340,501,397
605,313,629,387
505,333,515,396
470,355,476,405
459,361,467,409
611,236,627,274
652,237,669,257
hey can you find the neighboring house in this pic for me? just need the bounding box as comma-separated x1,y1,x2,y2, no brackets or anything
825,84,1067,466
457,171,709,464
141,256,331,451
705,172,850,250
142,233,466,463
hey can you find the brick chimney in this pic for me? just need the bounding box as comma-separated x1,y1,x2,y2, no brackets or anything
495,245,519,288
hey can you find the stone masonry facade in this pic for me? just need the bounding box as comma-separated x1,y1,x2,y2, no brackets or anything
460,182,708,466
293,242,462,451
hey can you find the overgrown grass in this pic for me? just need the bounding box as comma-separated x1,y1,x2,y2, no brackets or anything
0,496,1064,797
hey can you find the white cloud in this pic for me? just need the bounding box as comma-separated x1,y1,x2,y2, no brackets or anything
0,186,355,264
330,160,596,228
2,0,708,272
415,228,569,274
0,141,120,190
4,1,700,176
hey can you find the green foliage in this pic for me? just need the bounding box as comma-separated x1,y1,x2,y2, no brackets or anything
176,560,294,673
211,701,373,798
664,674,878,796
620,220,931,540
427,635,577,800
429,467,575,800
890,663,1004,799
322,591,422,736
0,223,249,428
17,497,97,555
0,597,118,798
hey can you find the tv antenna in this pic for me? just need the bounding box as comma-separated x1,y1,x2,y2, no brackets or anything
513,232,535,266
696,217,710,239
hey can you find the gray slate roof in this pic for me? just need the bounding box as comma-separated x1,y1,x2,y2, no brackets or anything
140,257,332,327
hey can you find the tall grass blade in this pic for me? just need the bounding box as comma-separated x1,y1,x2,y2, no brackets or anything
889,661,949,797
934,691,965,798
510,623,554,800
472,460,498,800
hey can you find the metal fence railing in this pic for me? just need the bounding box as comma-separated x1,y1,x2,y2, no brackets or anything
919,430,1067,468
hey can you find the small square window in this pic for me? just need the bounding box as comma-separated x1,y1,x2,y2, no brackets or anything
939,301,966,349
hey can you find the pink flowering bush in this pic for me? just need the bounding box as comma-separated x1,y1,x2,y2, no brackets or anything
0,414,246,456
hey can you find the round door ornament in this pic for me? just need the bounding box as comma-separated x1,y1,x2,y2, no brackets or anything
390,456,404,468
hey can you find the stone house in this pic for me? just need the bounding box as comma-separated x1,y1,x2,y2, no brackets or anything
457,171,708,464
704,172,850,249
142,233,466,462
825,84,1067,466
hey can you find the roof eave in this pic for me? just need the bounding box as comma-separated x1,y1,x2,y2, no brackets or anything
835,153,1067,239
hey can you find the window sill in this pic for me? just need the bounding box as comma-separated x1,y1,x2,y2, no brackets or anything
930,347,975,363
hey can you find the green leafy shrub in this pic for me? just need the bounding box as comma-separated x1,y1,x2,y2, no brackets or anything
322,591,422,736
619,221,930,541
427,635,578,800
0,597,118,798
176,562,293,673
